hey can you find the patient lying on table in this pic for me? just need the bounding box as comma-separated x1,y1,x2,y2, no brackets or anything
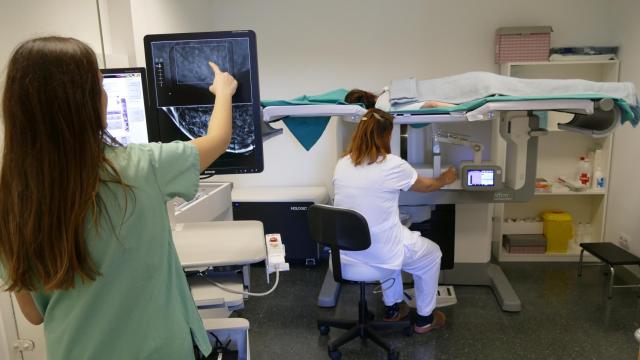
346,71,638,112
345,88,454,111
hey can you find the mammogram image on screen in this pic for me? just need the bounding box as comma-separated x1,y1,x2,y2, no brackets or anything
173,43,232,85
161,104,255,154
151,38,255,153
151,38,252,107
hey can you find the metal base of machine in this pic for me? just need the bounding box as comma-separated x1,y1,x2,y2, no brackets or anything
317,262,521,312
318,267,342,308
440,262,521,312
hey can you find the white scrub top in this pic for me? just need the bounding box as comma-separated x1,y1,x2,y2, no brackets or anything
333,154,419,269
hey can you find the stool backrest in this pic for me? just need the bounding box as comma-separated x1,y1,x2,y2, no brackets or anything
308,204,371,283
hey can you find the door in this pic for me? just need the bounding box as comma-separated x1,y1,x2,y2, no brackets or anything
11,294,46,360
0,292,46,360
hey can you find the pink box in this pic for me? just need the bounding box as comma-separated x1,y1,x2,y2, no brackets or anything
495,26,552,63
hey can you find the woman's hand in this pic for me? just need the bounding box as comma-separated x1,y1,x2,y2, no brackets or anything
208,61,237,98
190,62,237,172
409,166,458,193
438,166,458,186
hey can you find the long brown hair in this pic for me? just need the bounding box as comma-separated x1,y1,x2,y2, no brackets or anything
0,37,128,292
345,108,395,166
344,89,378,109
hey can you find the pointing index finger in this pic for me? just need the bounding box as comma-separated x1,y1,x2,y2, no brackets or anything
209,61,221,74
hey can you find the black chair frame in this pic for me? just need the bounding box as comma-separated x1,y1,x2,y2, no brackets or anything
308,204,411,360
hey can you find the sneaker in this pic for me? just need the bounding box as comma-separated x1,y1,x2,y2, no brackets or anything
414,310,446,334
383,302,410,322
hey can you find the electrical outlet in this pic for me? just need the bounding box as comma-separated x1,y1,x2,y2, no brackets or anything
618,233,630,250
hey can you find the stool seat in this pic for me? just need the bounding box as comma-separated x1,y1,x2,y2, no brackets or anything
341,256,397,283
579,242,640,266
578,242,640,299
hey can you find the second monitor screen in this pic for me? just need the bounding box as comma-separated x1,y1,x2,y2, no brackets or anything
145,31,262,175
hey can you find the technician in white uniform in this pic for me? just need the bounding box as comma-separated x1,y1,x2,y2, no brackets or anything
333,108,457,334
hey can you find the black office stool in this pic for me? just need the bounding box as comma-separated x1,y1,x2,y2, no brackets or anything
308,204,411,360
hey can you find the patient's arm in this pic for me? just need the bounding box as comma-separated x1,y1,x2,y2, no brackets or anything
409,166,457,192
420,101,456,109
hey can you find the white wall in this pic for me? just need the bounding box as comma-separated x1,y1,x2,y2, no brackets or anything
0,0,103,74
98,0,136,67
605,0,640,255
124,0,618,190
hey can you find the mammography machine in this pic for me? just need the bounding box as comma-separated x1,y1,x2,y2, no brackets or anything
262,90,632,312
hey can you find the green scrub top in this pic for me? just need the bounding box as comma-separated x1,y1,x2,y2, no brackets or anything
30,142,211,359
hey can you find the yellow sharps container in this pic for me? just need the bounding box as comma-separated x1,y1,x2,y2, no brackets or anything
542,211,573,253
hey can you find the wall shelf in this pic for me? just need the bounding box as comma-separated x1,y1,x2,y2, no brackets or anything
534,190,606,196
493,60,618,262
497,241,599,262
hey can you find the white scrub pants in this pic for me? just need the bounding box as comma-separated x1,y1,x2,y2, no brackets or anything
381,236,442,317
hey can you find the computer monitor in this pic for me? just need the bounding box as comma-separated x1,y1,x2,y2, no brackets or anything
100,67,150,145
143,30,263,175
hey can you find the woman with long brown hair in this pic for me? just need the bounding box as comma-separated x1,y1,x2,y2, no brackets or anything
333,108,457,334
0,36,236,359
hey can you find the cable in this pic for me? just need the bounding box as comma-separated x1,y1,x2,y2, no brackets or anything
372,277,396,294
208,332,233,353
197,267,280,297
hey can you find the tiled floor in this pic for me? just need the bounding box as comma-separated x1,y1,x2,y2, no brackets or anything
234,261,640,359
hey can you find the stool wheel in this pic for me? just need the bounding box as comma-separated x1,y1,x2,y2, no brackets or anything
329,349,342,360
318,324,330,335
388,350,400,360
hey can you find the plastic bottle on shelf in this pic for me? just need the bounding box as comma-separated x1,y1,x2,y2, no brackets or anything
582,223,592,243
575,222,583,244
592,148,605,190
577,156,592,187
593,168,605,190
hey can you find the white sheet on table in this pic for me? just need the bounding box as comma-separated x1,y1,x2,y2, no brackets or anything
389,71,637,107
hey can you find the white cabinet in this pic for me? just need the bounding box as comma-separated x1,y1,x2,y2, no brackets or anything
493,60,619,262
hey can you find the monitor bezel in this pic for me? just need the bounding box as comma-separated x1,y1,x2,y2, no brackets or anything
143,30,264,175
100,67,152,144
